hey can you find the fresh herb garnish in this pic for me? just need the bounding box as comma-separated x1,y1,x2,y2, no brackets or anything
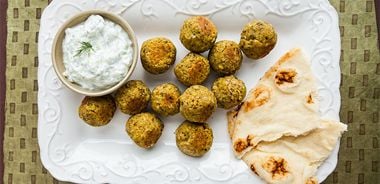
75,41,94,57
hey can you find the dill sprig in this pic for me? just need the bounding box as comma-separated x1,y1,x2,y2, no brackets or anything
75,41,94,57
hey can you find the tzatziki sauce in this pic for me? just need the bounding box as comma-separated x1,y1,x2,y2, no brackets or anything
62,15,133,90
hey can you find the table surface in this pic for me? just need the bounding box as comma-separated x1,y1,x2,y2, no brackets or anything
1,0,379,183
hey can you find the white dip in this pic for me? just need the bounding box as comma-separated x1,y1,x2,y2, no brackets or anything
62,15,133,90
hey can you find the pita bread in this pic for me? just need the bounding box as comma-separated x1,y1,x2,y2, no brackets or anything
227,48,347,183
230,48,322,157
242,120,347,184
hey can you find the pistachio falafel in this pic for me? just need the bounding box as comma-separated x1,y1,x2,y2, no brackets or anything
141,37,176,74
151,83,181,116
179,16,218,53
239,20,277,59
174,53,210,86
179,85,217,123
208,40,242,75
212,75,246,109
126,112,164,149
176,120,213,157
115,80,150,115
78,95,116,127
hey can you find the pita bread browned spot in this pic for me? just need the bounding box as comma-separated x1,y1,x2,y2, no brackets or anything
275,69,297,85
262,156,289,180
306,93,314,104
242,84,272,112
306,177,318,184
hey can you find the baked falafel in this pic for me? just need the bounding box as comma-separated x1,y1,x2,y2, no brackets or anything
179,16,218,53
151,83,181,116
208,40,242,75
211,75,246,109
78,95,116,127
179,85,216,123
140,37,176,74
115,80,150,115
126,112,164,149
239,20,277,59
175,120,213,157
174,53,210,86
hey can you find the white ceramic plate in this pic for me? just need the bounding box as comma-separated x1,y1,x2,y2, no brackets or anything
38,0,341,183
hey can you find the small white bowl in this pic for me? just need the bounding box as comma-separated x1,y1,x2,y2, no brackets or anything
51,10,138,96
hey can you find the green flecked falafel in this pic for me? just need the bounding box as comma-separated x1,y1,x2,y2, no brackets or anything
140,37,176,74
174,53,210,86
179,85,216,123
151,83,181,116
212,75,246,109
78,95,116,127
176,121,213,157
208,40,242,75
126,112,164,149
180,16,218,53
239,20,277,59
115,80,150,115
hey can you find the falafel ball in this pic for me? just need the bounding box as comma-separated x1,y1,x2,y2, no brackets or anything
212,75,246,109
179,16,218,53
151,83,181,116
239,20,277,59
176,121,213,157
179,85,216,123
126,112,164,149
174,53,210,86
115,80,150,115
208,40,242,75
78,95,116,127
141,37,176,74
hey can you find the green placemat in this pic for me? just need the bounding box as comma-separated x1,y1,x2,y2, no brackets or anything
3,0,379,183
323,1,380,183
3,0,65,183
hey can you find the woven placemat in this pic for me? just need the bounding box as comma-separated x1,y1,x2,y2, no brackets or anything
3,0,65,183
322,1,380,183
3,0,379,183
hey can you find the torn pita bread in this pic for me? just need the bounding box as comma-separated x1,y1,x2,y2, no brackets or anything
230,48,322,157
242,120,347,184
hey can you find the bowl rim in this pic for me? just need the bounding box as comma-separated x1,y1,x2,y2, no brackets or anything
51,9,138,96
